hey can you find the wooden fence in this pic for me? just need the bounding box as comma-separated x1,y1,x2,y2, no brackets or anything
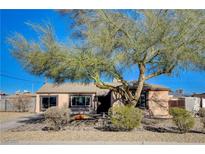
168,98,185,109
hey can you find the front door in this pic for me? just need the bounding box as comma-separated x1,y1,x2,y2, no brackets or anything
97,93,111,114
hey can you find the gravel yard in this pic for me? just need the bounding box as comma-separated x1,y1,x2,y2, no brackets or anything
1,116,205,144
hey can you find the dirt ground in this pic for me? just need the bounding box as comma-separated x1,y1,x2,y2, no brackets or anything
1,130,205,144
1,116,205,144
0,112,34,123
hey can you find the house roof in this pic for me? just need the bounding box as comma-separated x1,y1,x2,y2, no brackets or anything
36,82,111,96
192,93,205,98
8,93,36,98
129,81,170,91
36,81,170,95
143,83,170,91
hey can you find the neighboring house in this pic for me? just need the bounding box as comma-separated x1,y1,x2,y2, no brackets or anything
35,81,171,118
192,93,205,108
169,92,205,114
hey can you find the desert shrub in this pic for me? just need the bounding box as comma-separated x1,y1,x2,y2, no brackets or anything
108,105,142,131
198,108,205,117
13,95,30,112
169,107,195,133
44,106,70,131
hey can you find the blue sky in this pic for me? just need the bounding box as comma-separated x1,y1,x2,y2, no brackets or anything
0,10,205,94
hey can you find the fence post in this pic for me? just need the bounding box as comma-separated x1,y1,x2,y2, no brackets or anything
5,99,7,111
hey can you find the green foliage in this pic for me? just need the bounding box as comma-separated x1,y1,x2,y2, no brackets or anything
7,10,205,105
198,108,205,117
68,10,205,73
44,106,70,131
169,107,195,133
108,105,142,130
8,10,205,83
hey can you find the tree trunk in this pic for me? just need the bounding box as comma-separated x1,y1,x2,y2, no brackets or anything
132,64,146,106
93,65,146,107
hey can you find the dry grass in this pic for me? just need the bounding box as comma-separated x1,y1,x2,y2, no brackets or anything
1,130,205,144
0,112,34,123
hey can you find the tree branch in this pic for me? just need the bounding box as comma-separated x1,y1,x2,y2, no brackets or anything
99,10,134,45
145,63,176,80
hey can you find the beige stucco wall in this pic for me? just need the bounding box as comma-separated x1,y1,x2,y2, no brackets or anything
148,90,170,118
36,94,40,112
36,90,170,117
35,93,96,113
110,90,170,118
59,94,69,107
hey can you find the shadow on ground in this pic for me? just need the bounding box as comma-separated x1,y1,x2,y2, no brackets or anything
17,114,45,124
95,126,137,132
143,126,205,134
143,126,178,133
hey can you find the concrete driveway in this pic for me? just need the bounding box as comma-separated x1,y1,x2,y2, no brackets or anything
0,114,42,132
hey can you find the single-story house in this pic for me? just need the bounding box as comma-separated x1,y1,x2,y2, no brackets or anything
35,81,170,117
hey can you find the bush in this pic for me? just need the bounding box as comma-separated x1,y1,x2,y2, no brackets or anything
169,107,195,133
13,95,30,112
108,105,142,131
198,108,205,117
44,106,70,131
201,117,205,128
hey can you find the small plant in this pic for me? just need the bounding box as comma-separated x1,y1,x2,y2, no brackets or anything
169,107,195,133
44,106,70,131
198,108,205,117
108,105,142,131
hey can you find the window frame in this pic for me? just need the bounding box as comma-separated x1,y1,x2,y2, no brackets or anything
40,95,58,111
70,95,92,107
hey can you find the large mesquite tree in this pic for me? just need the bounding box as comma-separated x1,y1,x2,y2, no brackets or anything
8,10,205,106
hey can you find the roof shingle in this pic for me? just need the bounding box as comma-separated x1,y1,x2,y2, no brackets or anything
36,82,111,95
36,81,170,95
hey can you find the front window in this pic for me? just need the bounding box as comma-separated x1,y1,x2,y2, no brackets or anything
40,96,57,111
71,95,91,107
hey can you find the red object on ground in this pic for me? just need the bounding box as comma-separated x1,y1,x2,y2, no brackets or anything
74,114,89,120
